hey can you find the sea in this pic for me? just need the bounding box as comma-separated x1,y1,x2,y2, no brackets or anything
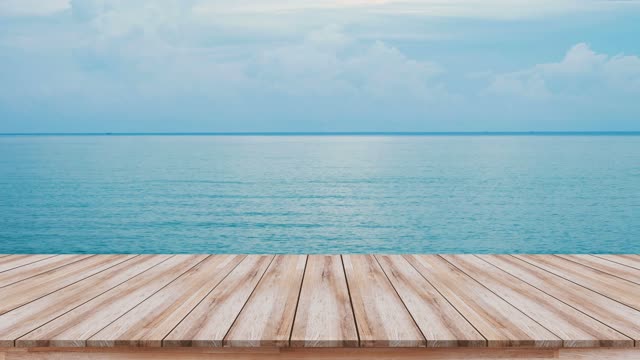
0,133,638,254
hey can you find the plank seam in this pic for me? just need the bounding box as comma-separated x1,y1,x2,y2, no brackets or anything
0,255,58,275
0,254,131,317
373,255,427,347
437,255,564,347
10,255,173,346
592,255,640,271
340,255,360,347
513,255,640,312
159,255,248,347
555,255,640,286
220,255,277,346
77,255,214,346
474,255,635,346
0,255,95,289
287,255,309,347
400,255,488,347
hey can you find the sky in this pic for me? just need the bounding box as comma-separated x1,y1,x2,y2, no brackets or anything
0,0,639,132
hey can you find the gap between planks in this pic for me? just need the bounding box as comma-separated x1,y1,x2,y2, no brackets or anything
0,255,638,349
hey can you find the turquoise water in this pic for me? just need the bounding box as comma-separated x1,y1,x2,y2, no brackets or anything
0,134,638,254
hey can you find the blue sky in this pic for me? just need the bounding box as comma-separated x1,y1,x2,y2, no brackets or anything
0,0,639,132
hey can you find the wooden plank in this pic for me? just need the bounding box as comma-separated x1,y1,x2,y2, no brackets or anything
163,255,274,347
2,253,639,351
557,255,640,284
0,255,171,348
87,255,246,347
375,255,485,347
0,255,92,288
404,255,560,348
479,255,640,346
223,255,307,347
17,255,208,347
594,255,640,270
442,255,632,347
0,255,134,316
0,256,57,274
342,255,425,347
515,255,640,311
290,255,358,348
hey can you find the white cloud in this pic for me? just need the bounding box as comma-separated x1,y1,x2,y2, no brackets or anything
488,72,551,99
487,43,640,99
239,25,447,100
1,0,638,131
0,19,450,107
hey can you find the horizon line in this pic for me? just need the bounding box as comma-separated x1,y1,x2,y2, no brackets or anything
1,131,640,136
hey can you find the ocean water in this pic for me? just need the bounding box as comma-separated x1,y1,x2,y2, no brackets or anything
0,134,638,254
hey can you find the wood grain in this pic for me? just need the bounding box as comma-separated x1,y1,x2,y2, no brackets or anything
375,255,485,347
290,255,358,347
17,256,208,347
164,255,274,347
88,255,245,347
0,255,170,348
0,256,134,316
404,255,561,347
556,255,640,285
1,254,638,350
515,255,640,311
594,255,640,270
0,256,57,274
342,255,425,347
224,255,307,347
442,255,631,347
0,255,92,288
479,255,640,346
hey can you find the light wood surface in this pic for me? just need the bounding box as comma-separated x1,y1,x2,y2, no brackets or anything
375,255,485,347
88,255,246,347
290,256,358,348
442,255,632,347
515,255,640,311
224,255,307,347
0,254,638,351
594,255,640,270
0,256,134,316
0,255,92,288
556,255,640,285
0,256,56,274
164,255,274,347
17,256,208,347
342,255,425,347
479,255,640,345
404,255,561,347
0,255,170,348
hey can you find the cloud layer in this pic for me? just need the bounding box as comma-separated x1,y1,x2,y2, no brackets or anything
489,43,640,99
0,0,639,131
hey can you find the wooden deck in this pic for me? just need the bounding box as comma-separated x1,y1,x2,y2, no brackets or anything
0,254,639,359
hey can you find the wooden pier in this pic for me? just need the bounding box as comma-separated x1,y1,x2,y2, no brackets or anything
0,254,639,359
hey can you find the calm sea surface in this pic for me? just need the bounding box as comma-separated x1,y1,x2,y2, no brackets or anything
0,134,638,254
